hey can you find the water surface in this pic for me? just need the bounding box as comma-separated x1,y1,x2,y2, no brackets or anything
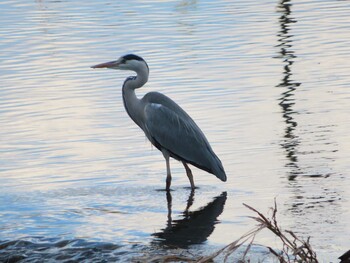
1,0,349,261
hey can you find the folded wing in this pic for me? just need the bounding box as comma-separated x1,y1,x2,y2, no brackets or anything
144,102,226,181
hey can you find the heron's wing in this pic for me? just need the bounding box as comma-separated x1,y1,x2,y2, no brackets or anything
144,103,213,173
143,92,204,128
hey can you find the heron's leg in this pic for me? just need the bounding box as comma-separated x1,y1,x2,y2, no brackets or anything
183,162,195,190
162,151,172,191
165,157,172,191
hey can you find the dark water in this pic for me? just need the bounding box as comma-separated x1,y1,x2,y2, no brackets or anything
1,0,350,262
0,238,125,262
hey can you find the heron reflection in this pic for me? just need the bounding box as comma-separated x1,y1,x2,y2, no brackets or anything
152,191,227,248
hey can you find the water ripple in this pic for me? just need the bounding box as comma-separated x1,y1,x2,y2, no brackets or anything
1,0,350,261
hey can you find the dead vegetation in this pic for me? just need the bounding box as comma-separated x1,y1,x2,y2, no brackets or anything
137,199,319,263
240,200,318,263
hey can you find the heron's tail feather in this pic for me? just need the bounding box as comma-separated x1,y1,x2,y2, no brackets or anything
211,155,227,182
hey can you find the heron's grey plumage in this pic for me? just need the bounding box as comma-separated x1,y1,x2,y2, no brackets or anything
143,95,226,181
92,54,226,190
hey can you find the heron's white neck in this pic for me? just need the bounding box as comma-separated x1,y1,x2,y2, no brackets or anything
122,66,149,129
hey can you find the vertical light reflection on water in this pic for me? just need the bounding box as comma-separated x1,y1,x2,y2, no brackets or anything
275,1,344,259
275,0,300,180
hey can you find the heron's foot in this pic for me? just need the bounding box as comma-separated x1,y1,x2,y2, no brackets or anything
155,188,174,192
184,186,199,190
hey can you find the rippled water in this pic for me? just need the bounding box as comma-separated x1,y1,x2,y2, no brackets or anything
1,0,349,262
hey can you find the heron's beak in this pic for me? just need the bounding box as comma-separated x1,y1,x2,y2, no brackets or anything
91,60,119,69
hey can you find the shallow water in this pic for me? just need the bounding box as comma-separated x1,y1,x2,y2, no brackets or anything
1,0,349,262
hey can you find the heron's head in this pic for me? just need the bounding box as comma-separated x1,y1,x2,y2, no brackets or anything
91,54,149,73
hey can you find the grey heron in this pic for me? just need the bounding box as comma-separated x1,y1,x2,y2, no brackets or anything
91,54,226,190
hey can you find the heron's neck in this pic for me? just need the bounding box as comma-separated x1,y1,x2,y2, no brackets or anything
122,68,149,129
